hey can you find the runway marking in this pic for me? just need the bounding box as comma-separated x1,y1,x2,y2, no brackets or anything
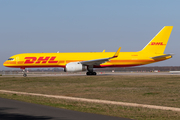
0,90,180,112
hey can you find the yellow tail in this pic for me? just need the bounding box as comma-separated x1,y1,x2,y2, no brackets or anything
141,26,173,54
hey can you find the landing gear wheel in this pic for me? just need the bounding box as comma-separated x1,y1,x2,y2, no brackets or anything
86,72,90,75
93,72,97,75
86,72,97,75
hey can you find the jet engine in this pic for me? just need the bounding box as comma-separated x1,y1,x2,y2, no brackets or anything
64,62,87,72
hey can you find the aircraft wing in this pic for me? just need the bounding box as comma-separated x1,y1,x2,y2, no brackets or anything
151,54,174,59
81,47,121,66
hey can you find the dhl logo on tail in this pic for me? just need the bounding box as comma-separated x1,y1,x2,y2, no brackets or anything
148,42,166,45
24,56,58,64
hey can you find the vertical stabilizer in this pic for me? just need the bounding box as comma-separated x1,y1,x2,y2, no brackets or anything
141,26,173,54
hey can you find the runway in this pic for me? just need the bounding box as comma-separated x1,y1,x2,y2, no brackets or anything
2,71,180,77
0,97,131,120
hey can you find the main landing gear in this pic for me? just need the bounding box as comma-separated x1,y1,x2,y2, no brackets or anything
86,66,97,75
86,72,97,75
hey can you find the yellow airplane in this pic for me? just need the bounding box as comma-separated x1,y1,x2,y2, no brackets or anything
3,26,173,76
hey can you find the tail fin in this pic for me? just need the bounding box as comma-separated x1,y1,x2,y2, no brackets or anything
141,26,173,54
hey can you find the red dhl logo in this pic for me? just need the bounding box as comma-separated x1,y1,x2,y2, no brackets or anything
148,42,166,45
24,56,58,64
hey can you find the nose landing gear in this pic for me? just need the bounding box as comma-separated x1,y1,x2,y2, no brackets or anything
21,68,27,77
23,70,27,77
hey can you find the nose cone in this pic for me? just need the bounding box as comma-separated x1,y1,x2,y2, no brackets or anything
3,58,16,68
3,61,11,67
3,61,8,67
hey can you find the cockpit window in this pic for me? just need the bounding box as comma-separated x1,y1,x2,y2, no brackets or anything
8,58,14,61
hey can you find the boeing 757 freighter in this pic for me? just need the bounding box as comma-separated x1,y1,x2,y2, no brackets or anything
3,26,173,76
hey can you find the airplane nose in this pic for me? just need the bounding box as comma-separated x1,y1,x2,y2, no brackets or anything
3,61,7,67
3,61,16,67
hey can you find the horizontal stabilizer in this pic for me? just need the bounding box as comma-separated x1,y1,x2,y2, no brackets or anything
151,54,174,59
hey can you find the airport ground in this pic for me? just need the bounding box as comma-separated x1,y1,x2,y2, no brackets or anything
1,73,180,120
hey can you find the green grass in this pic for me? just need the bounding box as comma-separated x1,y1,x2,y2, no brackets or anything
0,93,180,120
1,75,180,119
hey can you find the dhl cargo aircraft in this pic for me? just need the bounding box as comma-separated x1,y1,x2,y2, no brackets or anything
3,26,173,76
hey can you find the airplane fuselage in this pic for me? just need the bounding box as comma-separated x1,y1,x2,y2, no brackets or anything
3,51,171,69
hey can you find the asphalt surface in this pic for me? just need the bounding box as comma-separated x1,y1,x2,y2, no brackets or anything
2,72,180,77
0,98,131,120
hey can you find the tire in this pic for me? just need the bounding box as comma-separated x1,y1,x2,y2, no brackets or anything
86,72,90,75
86,72,96,75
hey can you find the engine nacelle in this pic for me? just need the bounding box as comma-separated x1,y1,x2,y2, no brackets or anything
64,62,87,72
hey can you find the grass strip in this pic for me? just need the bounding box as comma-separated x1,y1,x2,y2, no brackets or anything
0,93,180,120
1,75,180,119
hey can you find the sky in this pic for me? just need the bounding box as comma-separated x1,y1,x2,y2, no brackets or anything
0,0,180,70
